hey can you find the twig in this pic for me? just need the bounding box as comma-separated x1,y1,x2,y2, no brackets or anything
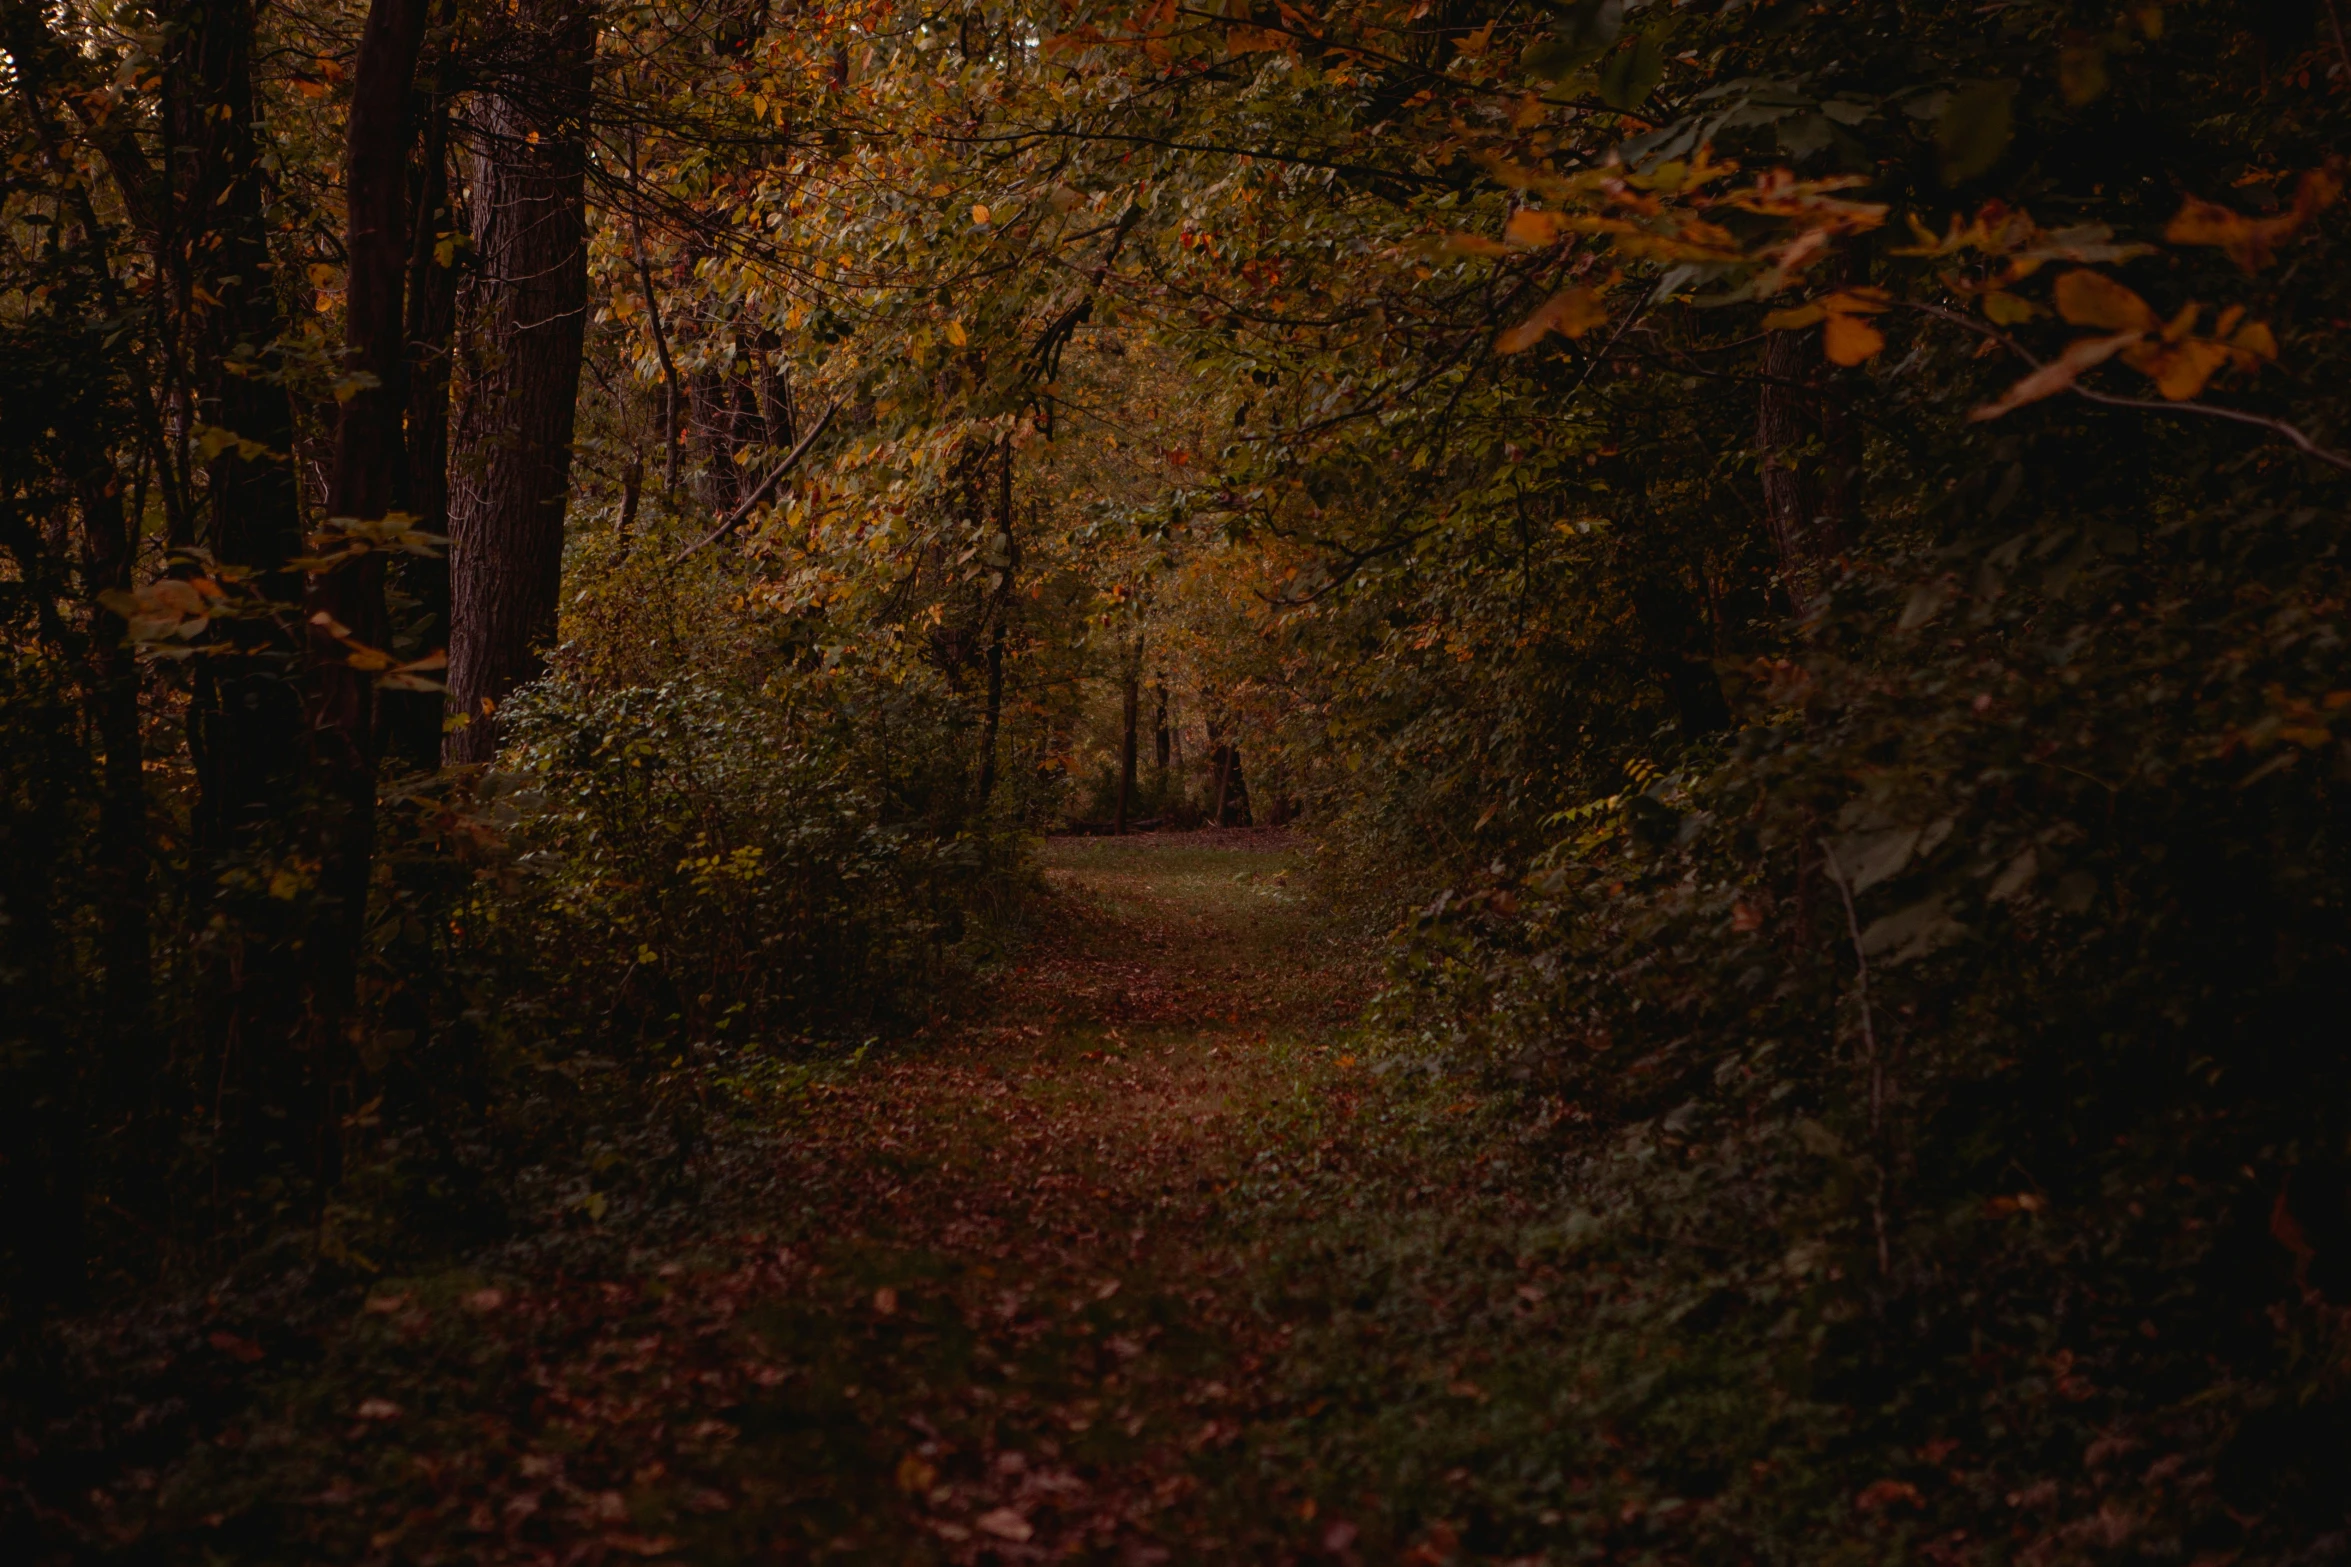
1819,839,1892,1279
1906,300,2351,476
672,401,839,561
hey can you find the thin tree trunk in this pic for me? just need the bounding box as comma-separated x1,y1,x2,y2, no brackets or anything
1757,326,1854,607
152,0,317,1187
1152,679,1169,811
385,19,457,770
165,0,305,851
302,0,431,1182
1209,718,1232,829
976,442,1017,803
626,125,681,493
1116,641,1139,835
76,468,153,1117
619,456,643,543
445,0,598,764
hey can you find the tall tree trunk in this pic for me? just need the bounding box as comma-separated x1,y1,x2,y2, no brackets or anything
165,0,305,851
76,469,153,1119
0,695,89,1314
298,0,431,1183
152,0,320,1187
445,0,597,764
385,21,458,770
976,441,1018,804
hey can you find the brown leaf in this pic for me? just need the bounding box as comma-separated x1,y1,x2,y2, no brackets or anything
975,1506,1034,1541
1855,1478,1924,1511
2052,269,2156,332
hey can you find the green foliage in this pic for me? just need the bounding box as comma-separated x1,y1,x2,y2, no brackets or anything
1383,424,2351,1560
485,662,1020,1054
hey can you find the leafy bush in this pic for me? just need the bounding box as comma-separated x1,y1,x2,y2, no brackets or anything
1390,475,2351,1557
482,661,1022,1053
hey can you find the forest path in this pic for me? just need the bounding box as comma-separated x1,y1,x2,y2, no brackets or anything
225,832,1563,1566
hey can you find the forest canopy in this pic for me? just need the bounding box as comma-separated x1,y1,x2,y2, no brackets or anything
4,0,2350,1559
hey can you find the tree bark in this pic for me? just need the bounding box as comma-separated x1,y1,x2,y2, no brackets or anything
76,468,153,1118
1757,328,1847,606
1116,642,1140,834
976,443,1018,803
625,120,682,494
384,19,459,770
445,0,597,764
1152,679,1170,805
162,0,306,850
297,0,432,1182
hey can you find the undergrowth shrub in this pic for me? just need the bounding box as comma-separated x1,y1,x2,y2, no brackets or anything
488,665,1018,1051
328,624,1033,1256
1392,488,2351,1560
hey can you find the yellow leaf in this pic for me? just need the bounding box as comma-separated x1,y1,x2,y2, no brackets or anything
2053,270,2156,332
945,319,968,347
1969,331,2141,421
1981,291,2038,324
1824,312,1886,365
1495,288,1608,353
2230,319,2278,359
971,204,991,226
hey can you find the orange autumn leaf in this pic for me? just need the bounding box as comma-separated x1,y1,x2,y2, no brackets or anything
2053,269,2156,333
1495,288,1608,352
1503,208,1567,248
2132,337,2235,400
1762,289,1887,363
1824,312,1885,366
2166,168,2340,273
1439,233,1513,258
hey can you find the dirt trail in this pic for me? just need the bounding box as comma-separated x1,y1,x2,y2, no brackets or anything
182,832,1409,1565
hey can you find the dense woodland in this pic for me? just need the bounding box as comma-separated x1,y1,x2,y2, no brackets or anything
4,0,2350,1559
